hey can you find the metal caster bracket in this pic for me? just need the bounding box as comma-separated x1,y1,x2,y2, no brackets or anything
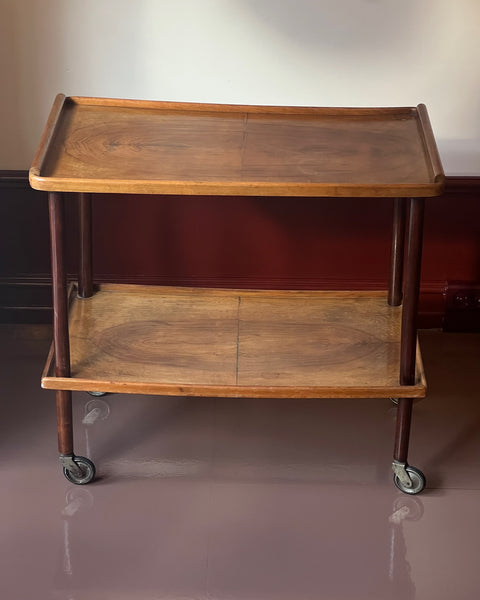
59,454,84,479
392,461,412,489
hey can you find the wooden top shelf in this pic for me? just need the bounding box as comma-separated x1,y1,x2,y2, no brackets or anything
30,95,445,197
42,285,426,399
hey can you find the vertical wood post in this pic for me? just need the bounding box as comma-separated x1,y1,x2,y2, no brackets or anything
400,198,425,386
78,192,93,298
394,198,425,468
388,198,407,307
49,191,73,455
393,398,413,463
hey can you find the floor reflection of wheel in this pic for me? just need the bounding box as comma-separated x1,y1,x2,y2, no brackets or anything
392,495,424,521
83,397,110,424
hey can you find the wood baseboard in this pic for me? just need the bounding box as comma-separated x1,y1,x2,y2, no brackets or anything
0,277,52,323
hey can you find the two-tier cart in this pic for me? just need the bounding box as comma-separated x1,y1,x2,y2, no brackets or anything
30,95,444,493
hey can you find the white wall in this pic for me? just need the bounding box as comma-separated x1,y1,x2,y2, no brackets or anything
1,0,479,174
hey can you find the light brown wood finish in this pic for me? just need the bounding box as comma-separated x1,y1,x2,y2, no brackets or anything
42,284,426,399
30,95,445,198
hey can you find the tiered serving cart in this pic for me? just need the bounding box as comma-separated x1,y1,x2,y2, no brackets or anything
30,95,444,493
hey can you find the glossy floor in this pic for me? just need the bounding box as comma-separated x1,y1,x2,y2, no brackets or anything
0,326,479,600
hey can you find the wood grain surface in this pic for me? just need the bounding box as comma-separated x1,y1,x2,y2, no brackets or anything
42,284,426,398
30,95,445,197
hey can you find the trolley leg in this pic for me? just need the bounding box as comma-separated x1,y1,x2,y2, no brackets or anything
55,400,75,457
392,397,425,494
49,191,73,452
393,398,413,465
78,193,105,398
400,198,424,386
78,192,93,299
393,198,426,494
388,198,407,307
49,192,96,484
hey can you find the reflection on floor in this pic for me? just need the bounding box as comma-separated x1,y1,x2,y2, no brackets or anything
0,326,479,600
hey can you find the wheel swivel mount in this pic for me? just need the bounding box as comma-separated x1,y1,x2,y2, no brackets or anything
60,454,96,485
392,461,426,495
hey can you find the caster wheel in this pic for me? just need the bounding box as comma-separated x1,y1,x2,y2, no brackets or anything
63,456,96,485
87,391,107,397
393,465,426,495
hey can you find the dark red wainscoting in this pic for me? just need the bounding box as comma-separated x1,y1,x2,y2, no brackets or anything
1,173,479,328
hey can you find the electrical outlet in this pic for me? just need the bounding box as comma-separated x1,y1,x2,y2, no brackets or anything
444,281,480,332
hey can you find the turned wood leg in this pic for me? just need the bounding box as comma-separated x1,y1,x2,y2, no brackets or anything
49,191,73,456
400,198,425,386
388,198,407,307
393,397,413,464
392,198,426,494
78,192,93,299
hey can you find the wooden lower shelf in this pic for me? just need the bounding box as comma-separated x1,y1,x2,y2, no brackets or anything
42,284,426,398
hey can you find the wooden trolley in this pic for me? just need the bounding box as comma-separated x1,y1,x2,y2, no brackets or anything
30,95,445,492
